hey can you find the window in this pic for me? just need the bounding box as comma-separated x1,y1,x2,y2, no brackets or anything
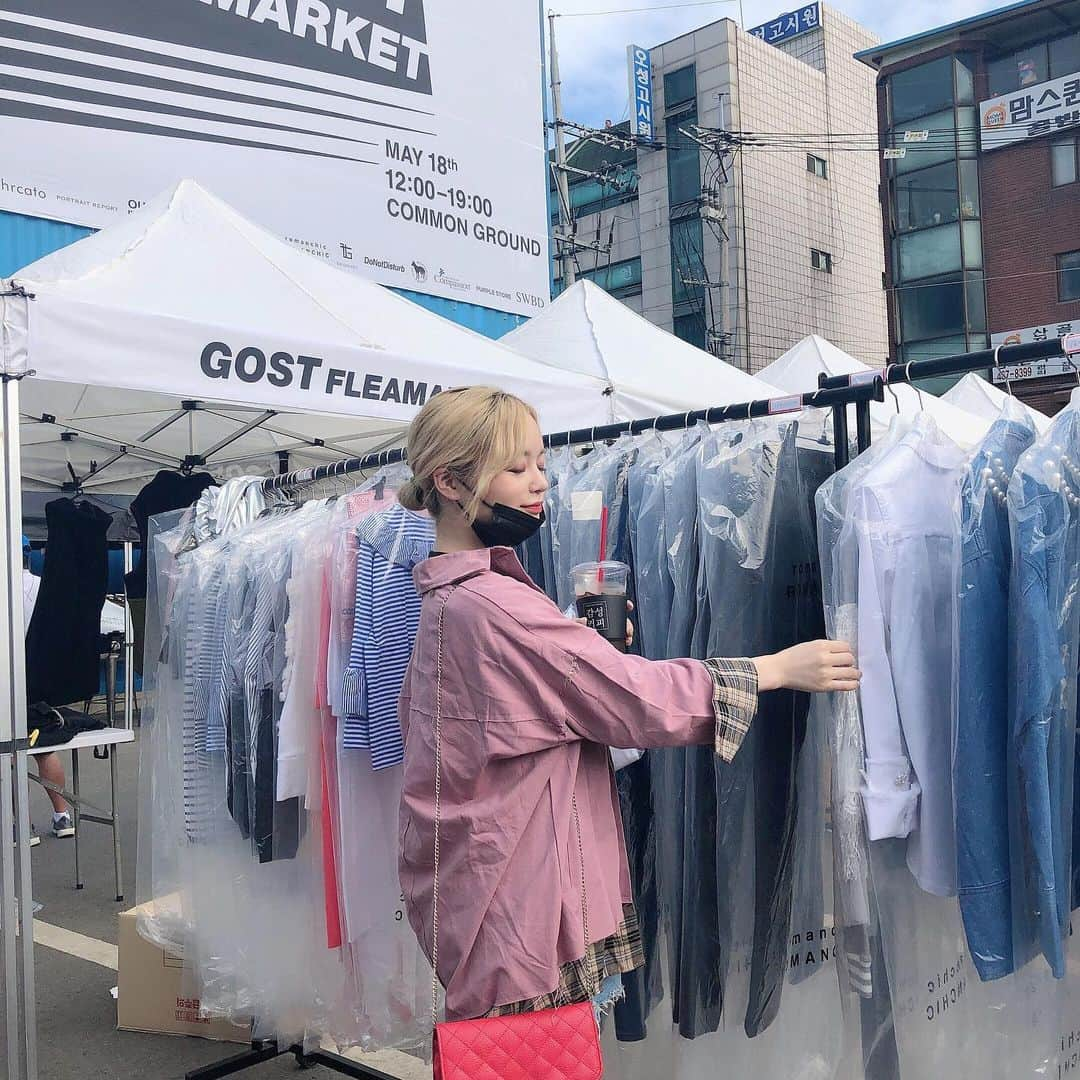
891,109,957,175
673,311,706,349
666,112,701,207
896,222,961,281
807,154,828,178
894,162,959,233
811,248,833,273
554,258,643,299
954,54,975,107
987,44,1049,97
958,159,980,219
671,216,705,304
1052,137,1079,187
899,275,965,341
890,57,954,125
1050,32,1080,80
1060,250,1080,303
664,65,696,110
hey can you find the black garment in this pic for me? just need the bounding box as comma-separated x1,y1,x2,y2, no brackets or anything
677,428,829,1039
124,471,215,601
26,498,112,707
27,703,106,748
226,687,251,839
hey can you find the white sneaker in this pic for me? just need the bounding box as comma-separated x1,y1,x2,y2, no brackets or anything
51,813,75,839
29,825,40,848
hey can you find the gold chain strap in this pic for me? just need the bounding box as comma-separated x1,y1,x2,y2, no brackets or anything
429,589,596,1026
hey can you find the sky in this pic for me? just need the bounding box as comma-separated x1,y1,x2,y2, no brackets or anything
551,0,1002,127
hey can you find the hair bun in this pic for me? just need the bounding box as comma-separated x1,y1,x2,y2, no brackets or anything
398,475,427,512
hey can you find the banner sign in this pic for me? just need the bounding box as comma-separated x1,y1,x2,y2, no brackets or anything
991,322,1077,383
980,70,1080,151
0,1,550,317
748,4,820,46
627,45,654,140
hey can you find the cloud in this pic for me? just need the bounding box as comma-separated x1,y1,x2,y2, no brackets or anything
550,0,1002,127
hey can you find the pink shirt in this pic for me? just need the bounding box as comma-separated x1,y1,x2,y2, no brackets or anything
398,547,757,1020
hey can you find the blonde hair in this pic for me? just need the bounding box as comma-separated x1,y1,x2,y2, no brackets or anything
399,387,539,522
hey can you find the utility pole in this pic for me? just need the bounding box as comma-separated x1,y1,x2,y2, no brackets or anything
548,10,575,286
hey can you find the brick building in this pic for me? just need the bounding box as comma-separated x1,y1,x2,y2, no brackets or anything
858,0,1080,410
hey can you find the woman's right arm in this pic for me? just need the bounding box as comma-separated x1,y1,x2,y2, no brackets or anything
468,586,857,762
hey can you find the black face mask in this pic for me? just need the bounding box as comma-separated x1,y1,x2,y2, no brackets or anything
461,497,546,549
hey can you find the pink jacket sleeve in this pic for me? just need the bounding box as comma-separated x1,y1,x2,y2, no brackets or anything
455,581,758,760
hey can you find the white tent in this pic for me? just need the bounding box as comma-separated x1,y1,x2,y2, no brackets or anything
942,372,1052,433
2,180,612,494
758,335,993,449
501,280,783,420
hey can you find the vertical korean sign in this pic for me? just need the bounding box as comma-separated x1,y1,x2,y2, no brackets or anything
628,44,654,140
0,0,551,317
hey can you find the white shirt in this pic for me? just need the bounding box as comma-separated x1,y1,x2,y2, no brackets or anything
852,415,966,897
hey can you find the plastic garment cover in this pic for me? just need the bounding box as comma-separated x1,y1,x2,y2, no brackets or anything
136,482,432,1058
549,435,636,611
954,400,1037,982
610,420,846,1080
816,416,911,997
1008,391,1080,984
698,422,830,1039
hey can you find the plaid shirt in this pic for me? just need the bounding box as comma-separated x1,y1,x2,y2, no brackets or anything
485,905,644,1017
704,657,759,763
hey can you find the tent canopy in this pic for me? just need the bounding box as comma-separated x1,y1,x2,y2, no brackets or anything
1,180,613,494
758,335,993,448
501,280,783,420
942,372,1051,433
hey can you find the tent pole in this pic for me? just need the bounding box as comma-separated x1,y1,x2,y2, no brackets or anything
123,541,135,732
1,369,38,1080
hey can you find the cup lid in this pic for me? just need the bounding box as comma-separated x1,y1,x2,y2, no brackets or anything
571,561,629,574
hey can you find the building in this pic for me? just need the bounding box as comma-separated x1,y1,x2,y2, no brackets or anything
551,3,889,374
858,0,1080,408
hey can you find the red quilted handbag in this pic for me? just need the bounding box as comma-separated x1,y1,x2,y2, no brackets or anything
427,592,604,1080
432,1002,603,1080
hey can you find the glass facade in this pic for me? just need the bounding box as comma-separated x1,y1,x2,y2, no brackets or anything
554,257,642,299
664,64,706,349
885,52,988,367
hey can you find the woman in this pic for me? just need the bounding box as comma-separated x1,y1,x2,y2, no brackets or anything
398,387,859,1023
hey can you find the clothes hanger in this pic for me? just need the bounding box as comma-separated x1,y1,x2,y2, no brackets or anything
992,344,1014,397
883,364,903,414
904,361,925,410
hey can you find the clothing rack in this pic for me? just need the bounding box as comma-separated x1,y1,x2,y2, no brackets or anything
263,379,886,497
196,334,1076,1080
822,335,1077,466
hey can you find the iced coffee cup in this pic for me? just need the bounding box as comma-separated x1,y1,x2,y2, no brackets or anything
572,561,630,653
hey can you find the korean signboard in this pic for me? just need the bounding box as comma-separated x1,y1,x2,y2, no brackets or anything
627,45,654,140
748,4,821,47
0,0,551,318
980,70,1080,151
991,323,1077,382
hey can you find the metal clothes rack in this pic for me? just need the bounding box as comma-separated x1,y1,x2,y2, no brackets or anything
183,334,1073,1080
263,379,886,497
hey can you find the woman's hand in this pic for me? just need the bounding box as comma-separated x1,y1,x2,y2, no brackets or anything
752,640,860,694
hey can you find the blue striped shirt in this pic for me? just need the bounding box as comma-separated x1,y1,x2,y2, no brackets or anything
341,505,433,768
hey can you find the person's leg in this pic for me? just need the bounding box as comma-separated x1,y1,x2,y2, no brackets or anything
35,753,74,836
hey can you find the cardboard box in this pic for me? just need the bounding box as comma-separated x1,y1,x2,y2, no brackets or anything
117,900,250,1043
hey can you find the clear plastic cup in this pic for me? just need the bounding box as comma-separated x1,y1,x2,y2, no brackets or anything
571,561,630,651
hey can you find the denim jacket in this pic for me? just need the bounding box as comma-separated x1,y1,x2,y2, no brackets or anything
955,407,1036,981
1007,398,1080,979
